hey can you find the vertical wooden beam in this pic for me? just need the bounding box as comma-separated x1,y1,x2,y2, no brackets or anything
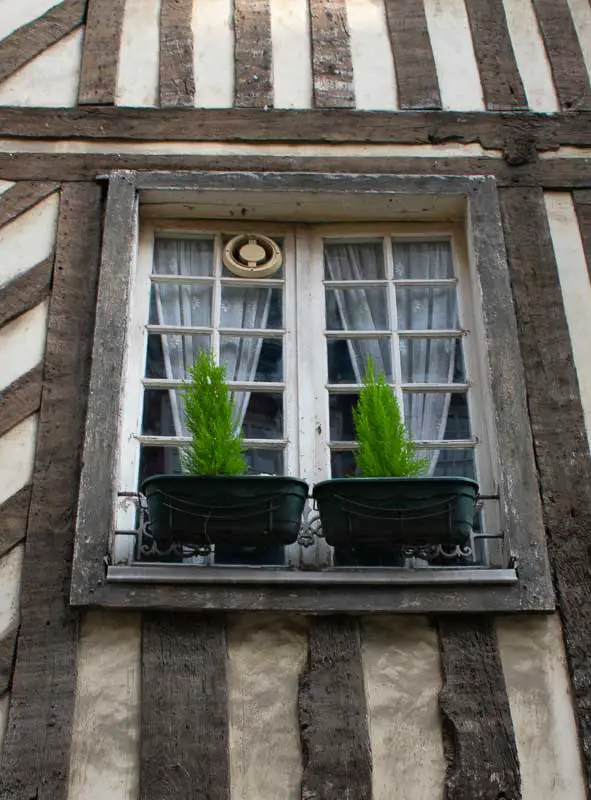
234,0,273,108
383,0,441,109
0,0,86,85
159,0,195,108
140,613,230,800
438,617,521,799
78,0,126,104
298,617,372,800
464,0,526,110
531,0,591,111
308,0,355,108
0,183,102,800
573,190,591,283
500,186,591,792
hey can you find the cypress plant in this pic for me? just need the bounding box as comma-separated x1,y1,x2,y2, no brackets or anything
181,349,247,476
352,356,427,478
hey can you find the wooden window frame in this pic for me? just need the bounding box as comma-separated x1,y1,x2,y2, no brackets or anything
71,171,554,613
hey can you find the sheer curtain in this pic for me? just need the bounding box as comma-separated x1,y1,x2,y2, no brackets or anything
153,238,270,436
325,241,456,474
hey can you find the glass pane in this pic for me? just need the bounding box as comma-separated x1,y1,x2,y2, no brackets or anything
395,286,458,330
329,393,359,441
154,237,214,277
330,450,359,478
324,240,385,280
400,338,465,384
221,287,282,329
416,447,476,480
403,391,471,441
239,392,284,439
220,337,283,382
325,288,388,331
149,283,212,326
139,445,182,484
142,389,183,437
244,448,284,475
328,339,392,383
392,240,453,279
145,334,211,379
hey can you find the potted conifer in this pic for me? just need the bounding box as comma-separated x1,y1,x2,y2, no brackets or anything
141,350,308,561
312,357,479,565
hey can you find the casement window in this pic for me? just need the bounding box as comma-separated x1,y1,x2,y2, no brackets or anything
116,221,496,569
71,172,553,612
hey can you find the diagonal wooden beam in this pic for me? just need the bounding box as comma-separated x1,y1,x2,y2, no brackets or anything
0,256,54,329
78,0,126,105
0,182,59,229
0,0,86,85
0,626,18,698
0,365,43,441
0,485,31,560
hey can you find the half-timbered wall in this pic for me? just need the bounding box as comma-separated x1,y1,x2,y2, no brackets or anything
1,1,591,799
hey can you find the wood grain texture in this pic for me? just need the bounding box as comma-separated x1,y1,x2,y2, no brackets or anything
298,617,372,799
0,486,31,560
464,0,526,110
0,182,59,229
1,107,591,148
234,0,273,108
0,0,86,85
1,152,591,190
71,175,136,604
78,0,126,104
0,627,18,698
0,365,43,440
0,256,53,328
308,0,355,108
0,184,102,800
573,190,591,283
500,187,591,792
140,613,230,800
531,0,591,111
159,0,195,107
438,617,521,799
383,0,440,109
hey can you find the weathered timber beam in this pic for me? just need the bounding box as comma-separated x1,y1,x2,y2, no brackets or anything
1,108,591,148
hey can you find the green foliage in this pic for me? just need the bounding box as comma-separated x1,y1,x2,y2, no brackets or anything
181,350,247,476
352,356,427,478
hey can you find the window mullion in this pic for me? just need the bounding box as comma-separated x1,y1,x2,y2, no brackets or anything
211,233,222,361
385,237,403,408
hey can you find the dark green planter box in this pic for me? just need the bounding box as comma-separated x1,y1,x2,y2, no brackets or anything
142,474,309,549
312,477,479,557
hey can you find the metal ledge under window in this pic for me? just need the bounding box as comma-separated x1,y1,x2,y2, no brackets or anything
107,563,518,586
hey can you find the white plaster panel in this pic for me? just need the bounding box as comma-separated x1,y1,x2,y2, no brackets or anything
0,181,15,196
0,28,83,108
544,192,591,453
193,0,234,108
0,0,62,42
423,0,484,111
68,611,141,800
347,0,397,111
227,614,308,800
497,615,586,800
0,139,500,158
116,0,161,107
0,192,58,289
270,0,313,109
361,616,445,800
0,302,48,393
0,546,24,641
0,415,38,507
0,693,9,756
502,0,559,112
566,0,591,90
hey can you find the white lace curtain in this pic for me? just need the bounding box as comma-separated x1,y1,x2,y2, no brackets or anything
325,241,456,474
153,238,270,436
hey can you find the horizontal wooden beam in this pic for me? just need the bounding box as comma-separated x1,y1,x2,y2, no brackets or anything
0,152,589,189
0,108,591,148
